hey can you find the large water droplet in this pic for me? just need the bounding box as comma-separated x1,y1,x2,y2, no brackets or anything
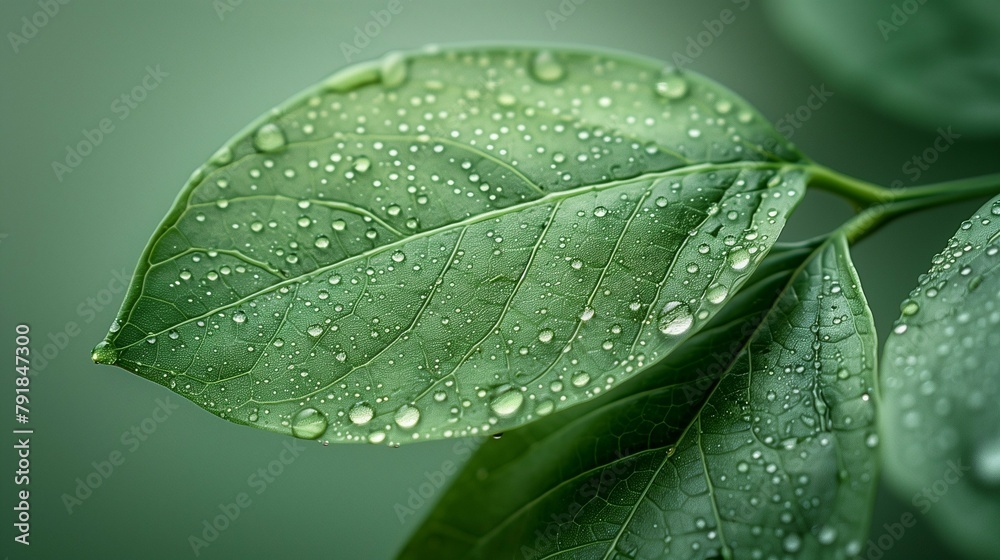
349,402,374,426
782,533,802,553
290,407,327,439
658,301,693,335
379,51,408,88
91,341,118,365
655,71,688,100
728,247,751,271
974,437,1000,486
490,388,524,417
394,404,420,429
571,371,591,387
530,51,565,82
706,283,728,304
253,123,286,153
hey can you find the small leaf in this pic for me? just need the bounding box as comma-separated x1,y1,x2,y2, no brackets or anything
399,236,880,559
767,0,1000,135
881,194,1000,558
92,45,808,444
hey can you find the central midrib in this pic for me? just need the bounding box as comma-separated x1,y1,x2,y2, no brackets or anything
114,160,797,352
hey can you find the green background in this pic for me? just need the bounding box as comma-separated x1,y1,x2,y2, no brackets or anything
1,1,996,558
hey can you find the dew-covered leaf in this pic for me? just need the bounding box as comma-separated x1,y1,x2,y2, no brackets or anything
766,0,1000,134
92,45,809,444
399,236,880,559
881,195,1000,558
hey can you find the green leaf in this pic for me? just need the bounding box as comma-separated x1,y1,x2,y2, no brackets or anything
767,0,1000,135
880,195,1000,558
399,236,880,559
92,45,808,444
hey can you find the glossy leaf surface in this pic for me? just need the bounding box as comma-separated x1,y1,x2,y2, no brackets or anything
881,195,1000,558
401,236,880,559
92,45,807,444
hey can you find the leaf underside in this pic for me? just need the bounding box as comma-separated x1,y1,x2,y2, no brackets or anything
400,236,879,559
93,45,808,444
881,195,1000,558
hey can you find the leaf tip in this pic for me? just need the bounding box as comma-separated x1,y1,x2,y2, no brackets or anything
91,341,119,366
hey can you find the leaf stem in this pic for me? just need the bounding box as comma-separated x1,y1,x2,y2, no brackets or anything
805,165,891,207
804,165,1000,243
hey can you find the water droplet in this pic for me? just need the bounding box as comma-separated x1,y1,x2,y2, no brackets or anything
900,299,920,316
210,146,233,165
332,219,347,231
729,247,751,270
783,533,802,553
353,157,371,173
314,235,330,249
974,438,1000,485
307,325,324,337
391,250,406,263
253,123,286,153
706,283,728,304
655,72,688,100
490,388,524,417
232,310,247,324
538,329,554,343
394,404,420,429
865,433,879,448
530,50,565,82
349,403,374,426
571,371,591,387
536,399,555,415
593,206,608,217
290,407,327,439
658,301,693,336
379,51,408,88
91,341,118,365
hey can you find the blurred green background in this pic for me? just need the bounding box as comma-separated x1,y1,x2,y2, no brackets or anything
2,1,997,559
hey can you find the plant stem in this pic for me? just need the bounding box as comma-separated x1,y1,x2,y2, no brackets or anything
805,165,892,207
803,165,1000,243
